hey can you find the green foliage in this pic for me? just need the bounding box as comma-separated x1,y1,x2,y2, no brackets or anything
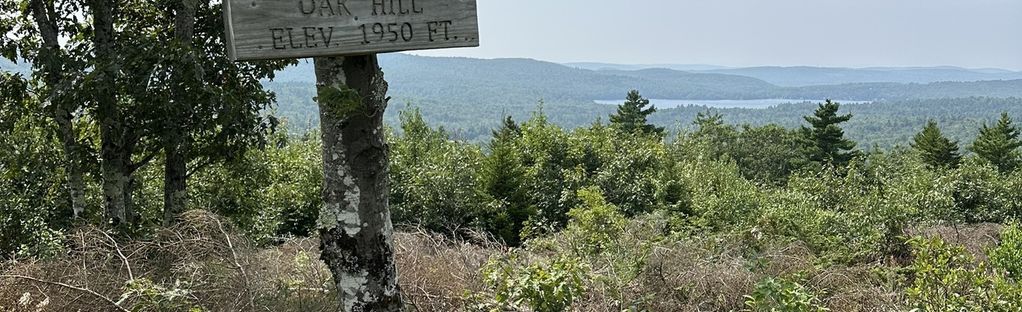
677,151,763,231
473,255,587,312
765,162,888,262
989,222,1022,280
803,100,858,167
906,237,1022,312
564,187,627,255
609,90,664,135
0,73,68,258
686,112,813,185
734,124,814,185
743,277,829,312
952,159,1022,223
514,109,688,238
389,108,495,233
912,120,963,169
190,128,322,242
480,116,533,245
690,111,739,160
970,113,1022,173
515,109,574,235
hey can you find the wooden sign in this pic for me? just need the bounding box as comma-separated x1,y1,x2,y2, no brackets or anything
224,0,479,61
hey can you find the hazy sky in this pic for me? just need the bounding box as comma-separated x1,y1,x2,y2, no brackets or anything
412,0,1022,70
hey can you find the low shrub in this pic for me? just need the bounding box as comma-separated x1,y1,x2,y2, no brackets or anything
470,254,587,312
563,186,627,255
988,221,1022,280
744,277,829,312
906,237,1022,311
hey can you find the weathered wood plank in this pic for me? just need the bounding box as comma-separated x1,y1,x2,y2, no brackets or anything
224,0,479,61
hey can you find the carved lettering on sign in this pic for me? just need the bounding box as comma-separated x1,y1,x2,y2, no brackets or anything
224,0,479,60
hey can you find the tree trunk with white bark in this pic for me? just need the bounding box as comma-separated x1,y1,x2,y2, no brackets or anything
314,55,403,312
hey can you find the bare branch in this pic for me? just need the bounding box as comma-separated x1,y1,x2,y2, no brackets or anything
99,230,134,280
213,216,255,309
1,274,131,312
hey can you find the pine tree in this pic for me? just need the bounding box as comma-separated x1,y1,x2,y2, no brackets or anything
802,100,858,167
493,115,522,139
609,90,664,136
970,113,1022,173
482,116,531,245
912,120,962,169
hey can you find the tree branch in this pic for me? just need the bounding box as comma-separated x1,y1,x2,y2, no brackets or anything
129,151,159,172
185,157,216,178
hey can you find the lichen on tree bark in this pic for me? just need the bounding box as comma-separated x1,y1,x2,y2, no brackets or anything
315,55,402,312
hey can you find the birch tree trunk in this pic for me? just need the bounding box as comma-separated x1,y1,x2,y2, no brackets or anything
314,55,403,312
29,0,86,219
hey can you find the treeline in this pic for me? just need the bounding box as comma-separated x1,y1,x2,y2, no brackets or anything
270,86,1022,149
11,84,1022,256
654,97,1022,149
0,0,291,240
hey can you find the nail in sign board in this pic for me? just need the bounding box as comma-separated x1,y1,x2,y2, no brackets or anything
224,0,479,61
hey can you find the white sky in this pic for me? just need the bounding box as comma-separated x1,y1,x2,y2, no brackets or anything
411,0,1022,70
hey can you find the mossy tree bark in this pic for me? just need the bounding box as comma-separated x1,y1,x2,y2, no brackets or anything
314,55,403,312
89,0,133,226
28,0,87,219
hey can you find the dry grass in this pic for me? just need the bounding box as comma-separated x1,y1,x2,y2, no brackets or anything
393,228,504,312
908,222,1003,261
0,211,498,312
0,212,1005,312
0,211,330,311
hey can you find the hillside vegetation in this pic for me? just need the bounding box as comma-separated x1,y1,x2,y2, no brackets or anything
5,86,1022,310
4,49,1022,311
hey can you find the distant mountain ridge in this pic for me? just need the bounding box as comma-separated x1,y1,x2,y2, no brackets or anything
271,54,1022,102
565,62,731,72
697,66,1022,87
563,61,1022,86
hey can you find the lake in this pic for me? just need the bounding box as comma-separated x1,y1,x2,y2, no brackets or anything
593,99,871,109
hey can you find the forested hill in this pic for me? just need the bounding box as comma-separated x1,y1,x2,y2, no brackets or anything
271,54,1022,102
699,66,1022,87
571,63,1022,87
266,54,1022,145
273,54,779,101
